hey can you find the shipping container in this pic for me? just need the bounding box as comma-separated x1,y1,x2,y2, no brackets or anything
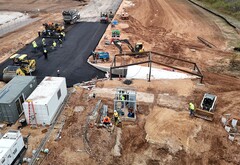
23,77,67,125
0,130,25,165
0,76,37,124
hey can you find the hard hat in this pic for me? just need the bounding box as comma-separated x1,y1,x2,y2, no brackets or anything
114,110,117,113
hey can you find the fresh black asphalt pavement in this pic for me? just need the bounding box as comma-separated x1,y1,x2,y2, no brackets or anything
0,22,109,87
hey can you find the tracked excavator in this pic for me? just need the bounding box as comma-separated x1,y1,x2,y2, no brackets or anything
113,39,144,54
3,54,36,82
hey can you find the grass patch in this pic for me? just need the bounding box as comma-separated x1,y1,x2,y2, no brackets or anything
197,0,240,20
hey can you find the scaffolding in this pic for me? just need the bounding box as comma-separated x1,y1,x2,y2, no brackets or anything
114,87,137,122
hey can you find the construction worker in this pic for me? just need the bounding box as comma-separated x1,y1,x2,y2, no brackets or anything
42,38,46,47
58,38,63,48
43,48,48,59
121,94,125,108
189,102,195,117
114,110,120,125
52,40,57,50
57,70,60,77
32,40,38,52
60,31,65,40
103,116,111,126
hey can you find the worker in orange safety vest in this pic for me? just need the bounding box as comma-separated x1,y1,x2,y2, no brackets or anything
103,116,111,125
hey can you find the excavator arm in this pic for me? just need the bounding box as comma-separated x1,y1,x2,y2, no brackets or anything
120,39,135,52
113,40,123,54
113,39,135,54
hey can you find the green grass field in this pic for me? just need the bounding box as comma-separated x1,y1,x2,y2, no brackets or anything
197,0,240,20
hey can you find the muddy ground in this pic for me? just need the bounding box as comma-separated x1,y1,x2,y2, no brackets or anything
0,0,240,165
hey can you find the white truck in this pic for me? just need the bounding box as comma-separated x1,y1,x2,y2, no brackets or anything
62,9,80,24
0,130,25,165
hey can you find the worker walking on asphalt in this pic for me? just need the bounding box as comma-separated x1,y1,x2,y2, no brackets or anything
43,48,48,59
58,38,63,48
32,40,38,53
42,38,46,47
52,40,57,50
189,102,195,117
60,31,65,40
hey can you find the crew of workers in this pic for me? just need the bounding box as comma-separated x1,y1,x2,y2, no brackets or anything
102,110,121,127
31,31,65,59
103,101,196,127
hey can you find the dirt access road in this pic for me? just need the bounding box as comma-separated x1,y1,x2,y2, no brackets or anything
40,0,240,165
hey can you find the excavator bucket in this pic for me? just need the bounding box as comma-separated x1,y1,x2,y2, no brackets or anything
195,108,214,121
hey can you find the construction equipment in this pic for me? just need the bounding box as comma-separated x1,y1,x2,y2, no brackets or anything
112,29,120,38
121,10,129,20
100,9,114,23
195,93,217,121
3,54,36,82
62,9,80,24
113,39,145,54
43,22,64,32
40,23,64,38
0,130,25,165
92,51,110,62
100,12,109,23
108,9,114,20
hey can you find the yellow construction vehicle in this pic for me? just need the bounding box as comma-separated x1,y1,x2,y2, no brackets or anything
135,42,144,52
113,39,145,54
3,54,36,82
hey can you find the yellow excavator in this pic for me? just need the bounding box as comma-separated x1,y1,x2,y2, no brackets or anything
113,39,145,54
3,54,36,82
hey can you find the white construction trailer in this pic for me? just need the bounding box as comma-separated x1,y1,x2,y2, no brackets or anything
23,77,67,125
0,130,25,165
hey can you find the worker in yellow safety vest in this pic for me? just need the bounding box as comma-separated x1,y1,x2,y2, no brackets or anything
121,95,125,108
52,40,57,50
60,32,65,40
32,40,38,52
189,102,195,117
114,110,120,125
42,38,46,47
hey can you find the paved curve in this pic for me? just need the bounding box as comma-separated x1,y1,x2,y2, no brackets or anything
0,22,108,87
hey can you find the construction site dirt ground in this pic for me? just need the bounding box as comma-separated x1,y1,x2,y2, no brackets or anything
0,0,240,165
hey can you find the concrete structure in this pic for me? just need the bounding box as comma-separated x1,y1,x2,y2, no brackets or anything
0,76,37,124
0,130,25,165
23,77,67,125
